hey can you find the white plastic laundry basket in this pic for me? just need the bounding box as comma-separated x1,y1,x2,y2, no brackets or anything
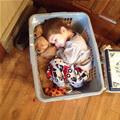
29,12,105,102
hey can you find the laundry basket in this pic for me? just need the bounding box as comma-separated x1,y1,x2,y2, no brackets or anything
29,12,105,102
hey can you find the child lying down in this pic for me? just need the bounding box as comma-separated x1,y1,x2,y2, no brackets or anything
35,18,92,96
42,18,93,90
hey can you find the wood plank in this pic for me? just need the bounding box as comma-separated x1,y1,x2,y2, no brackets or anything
101,0,120,22
91,0,110,14
73,0,96,9
111,94,120,114
90,14,116,39
84,93,120,120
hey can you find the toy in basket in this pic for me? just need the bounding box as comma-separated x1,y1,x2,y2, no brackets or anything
29,12,104,102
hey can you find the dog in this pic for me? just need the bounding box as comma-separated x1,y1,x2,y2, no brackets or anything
35,35,57,88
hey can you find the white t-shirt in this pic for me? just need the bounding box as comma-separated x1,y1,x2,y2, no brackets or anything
57,33,92,72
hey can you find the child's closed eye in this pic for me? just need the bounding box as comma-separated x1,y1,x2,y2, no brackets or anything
54,38,57,42
54,38,58,43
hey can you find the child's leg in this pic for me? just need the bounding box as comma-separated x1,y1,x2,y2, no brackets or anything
47,58,90,88
67,65,89,88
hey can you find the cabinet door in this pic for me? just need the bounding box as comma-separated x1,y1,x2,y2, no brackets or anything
107,23,120,42
0,0,24,38
73,0,96,9
92,0,120,24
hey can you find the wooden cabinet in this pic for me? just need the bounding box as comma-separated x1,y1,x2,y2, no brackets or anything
0,0,31,51
91,0,120,41
92,0,120,24
73,0,120,24
73,0,96,9
34,0,120,24
0,0,24,39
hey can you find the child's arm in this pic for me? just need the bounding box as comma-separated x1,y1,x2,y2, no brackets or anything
58,44,81,65
57,35,89,65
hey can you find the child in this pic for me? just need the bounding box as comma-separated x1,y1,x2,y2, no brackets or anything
43,18,92,88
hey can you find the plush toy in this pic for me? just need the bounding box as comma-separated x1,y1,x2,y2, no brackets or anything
44,86,67,97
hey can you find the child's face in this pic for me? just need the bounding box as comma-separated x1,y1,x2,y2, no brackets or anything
48,34,67,48
48,26,72,48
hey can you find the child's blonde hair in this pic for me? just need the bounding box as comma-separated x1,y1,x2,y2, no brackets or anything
42,18,72,39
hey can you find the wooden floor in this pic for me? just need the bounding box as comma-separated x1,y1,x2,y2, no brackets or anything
0,45,120,120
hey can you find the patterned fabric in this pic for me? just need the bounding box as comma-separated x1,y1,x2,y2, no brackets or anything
47,58,89,88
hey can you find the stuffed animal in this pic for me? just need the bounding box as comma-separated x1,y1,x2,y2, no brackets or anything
44,86,67,96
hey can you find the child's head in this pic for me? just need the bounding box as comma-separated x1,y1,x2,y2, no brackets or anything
43,18,73,48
